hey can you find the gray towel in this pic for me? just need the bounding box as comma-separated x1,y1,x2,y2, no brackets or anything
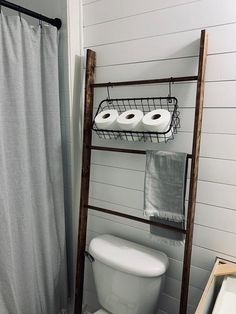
149,218,185,245
144,151,188,222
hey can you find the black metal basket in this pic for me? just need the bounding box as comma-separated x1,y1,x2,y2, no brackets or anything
92,97,180,143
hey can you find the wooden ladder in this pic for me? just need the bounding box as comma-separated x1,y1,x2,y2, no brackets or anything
74,29,208,314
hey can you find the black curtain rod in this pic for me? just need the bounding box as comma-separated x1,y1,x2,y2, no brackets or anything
0,0,62,29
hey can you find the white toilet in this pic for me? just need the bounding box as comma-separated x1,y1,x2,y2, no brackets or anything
88,234,169,314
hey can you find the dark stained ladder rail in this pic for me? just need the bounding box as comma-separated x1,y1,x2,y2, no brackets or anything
179,29,208,314
90,145,192,159
74,29,208,314
74,49,96,313
84,205,187,234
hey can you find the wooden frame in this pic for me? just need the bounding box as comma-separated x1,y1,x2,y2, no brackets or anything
74,29,208,314
196,258,236,313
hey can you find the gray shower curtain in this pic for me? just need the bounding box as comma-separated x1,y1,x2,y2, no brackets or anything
0,14,67,314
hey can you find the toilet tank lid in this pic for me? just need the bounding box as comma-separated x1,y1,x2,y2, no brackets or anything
89,234,169,277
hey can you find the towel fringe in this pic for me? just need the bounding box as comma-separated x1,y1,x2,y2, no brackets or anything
150,234,185,247
144,209,185,223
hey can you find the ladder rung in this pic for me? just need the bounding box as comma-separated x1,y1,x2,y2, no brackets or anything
92,75,198,88
90,145,192,159
86,204,187,234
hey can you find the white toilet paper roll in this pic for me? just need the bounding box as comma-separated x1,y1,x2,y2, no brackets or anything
95,109,119,139
117,109,144,130
150,126,173,143
142,109,171,132
117,109,144,141
95,109,119,129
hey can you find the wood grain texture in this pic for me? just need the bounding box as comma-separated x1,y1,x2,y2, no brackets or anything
180,29,208,314
214,262,236,276
195,258,236,313
74,49,96,314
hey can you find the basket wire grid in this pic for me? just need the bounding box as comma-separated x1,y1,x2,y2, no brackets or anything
92,97,180,143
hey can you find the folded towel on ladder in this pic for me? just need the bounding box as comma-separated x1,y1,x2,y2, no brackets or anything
144,150,188,245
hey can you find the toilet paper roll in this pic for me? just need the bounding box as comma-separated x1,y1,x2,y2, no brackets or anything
149,126,173,143
142,109,171,132
95,109,119,139
95,109,119,129
117,109,144,141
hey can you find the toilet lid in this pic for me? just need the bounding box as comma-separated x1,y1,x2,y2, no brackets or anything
89,234,169,277
93,309,110,314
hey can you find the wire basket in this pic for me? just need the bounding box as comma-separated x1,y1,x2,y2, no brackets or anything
92,97,180,143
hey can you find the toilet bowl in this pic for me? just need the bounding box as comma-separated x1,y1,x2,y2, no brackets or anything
89,234,169,314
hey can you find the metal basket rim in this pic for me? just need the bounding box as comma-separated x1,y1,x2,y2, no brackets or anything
97,96,178,106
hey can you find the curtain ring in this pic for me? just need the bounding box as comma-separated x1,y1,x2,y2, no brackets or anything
18,7,22,22
39,15,43,28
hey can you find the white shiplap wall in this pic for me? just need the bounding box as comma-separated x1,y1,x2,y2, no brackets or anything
81,0,236,313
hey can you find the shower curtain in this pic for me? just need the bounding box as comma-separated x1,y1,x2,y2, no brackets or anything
0,14,67,314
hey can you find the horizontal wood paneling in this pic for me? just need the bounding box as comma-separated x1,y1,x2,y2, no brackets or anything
82,0,236,312
87,212,236,264
164,277,202,307
94,53,236,83
92,133,236,160
91,158,236,190
194,224,236,256
91,153,236,185
84,260,203,308
88,197,236,242
95,57,198,82
83,0,100,5
191,245,236,272
89,174,236,211
167,259,209,290
85,219,236,272
87,23,236,66
84,215,236,312
195,204,236,234
85,230,210,290
85,213,236,311
93,81,236,109
83,0,199,27
84,0,236,47
84,255,203,308
192,108,236,134
159,293,195,314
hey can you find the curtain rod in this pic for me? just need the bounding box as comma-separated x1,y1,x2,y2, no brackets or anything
0,0,62,29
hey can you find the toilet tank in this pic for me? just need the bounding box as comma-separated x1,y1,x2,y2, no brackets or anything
89,235,169,314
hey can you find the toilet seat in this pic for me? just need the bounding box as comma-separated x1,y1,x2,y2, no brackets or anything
93,309,110,314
